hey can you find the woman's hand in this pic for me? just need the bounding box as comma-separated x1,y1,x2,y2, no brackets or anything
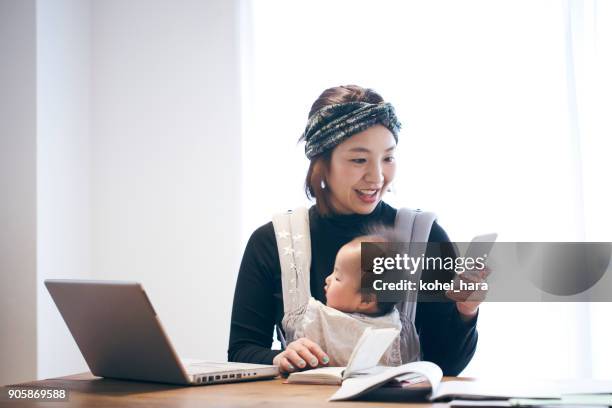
445,267,491,320
272,337,330,375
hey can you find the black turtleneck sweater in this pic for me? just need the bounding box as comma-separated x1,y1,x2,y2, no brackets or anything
228,202,478,375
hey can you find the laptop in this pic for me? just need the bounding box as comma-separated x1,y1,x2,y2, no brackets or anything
45,279,279,385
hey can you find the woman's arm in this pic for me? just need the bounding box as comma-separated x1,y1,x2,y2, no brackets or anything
415,222,479,376
227,223,281,364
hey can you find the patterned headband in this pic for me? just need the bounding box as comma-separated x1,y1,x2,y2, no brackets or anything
302,101,401,159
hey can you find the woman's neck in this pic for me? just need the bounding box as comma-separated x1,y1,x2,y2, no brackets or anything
312,201,386,228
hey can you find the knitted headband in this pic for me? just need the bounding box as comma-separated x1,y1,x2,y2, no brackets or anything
302,101,401,159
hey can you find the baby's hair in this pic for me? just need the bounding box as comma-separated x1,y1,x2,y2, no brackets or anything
351,224,405,316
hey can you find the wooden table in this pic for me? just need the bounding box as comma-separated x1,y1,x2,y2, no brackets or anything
2,373,453,407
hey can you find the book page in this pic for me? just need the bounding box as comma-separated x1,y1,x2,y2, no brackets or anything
287,366,345,384
330,361,443,401
343,327,400,379
432,380,561,401
435,379,612,401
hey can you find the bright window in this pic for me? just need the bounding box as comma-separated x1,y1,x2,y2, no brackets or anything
241,0,612,378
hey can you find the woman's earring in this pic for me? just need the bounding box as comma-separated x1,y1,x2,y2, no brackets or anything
321,180,327,189
387,183,394,193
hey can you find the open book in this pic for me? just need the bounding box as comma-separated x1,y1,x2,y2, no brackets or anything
288,327,612,402
330,365,612,402
329,361,442,401
287,327,400,385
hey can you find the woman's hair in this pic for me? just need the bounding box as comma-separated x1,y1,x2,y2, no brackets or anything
299,85,385,216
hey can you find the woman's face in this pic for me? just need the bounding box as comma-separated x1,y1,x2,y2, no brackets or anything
326,125,397,215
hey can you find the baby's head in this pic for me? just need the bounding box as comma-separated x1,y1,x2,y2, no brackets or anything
324,235,396,316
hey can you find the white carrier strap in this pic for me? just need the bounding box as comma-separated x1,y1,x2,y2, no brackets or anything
272,207,312,315
394,208,437,363
395,208,437,245
394,208,438,320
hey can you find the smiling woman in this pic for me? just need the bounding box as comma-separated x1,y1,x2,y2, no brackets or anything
299,86,399,215
228,85,481,376
325,126,397,214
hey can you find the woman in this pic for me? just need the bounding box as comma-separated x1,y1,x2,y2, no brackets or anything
228,85,482,376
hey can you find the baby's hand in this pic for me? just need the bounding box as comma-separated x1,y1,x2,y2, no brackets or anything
272,337,330,375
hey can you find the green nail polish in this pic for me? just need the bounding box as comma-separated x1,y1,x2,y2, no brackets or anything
310,358,318,366
322,356,329,364
287,364,294,371
298,359,306,367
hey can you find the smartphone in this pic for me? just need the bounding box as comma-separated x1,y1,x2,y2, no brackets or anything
464,233,498,263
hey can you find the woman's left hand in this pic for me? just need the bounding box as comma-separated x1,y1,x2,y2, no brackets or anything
445,267,491,320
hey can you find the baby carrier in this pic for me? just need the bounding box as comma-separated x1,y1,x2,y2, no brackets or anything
272,207,437,367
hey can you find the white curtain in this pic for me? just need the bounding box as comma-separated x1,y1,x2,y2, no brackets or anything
568,0,612,379
240,0,612,378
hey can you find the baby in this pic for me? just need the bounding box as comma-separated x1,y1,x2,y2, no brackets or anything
324,235,397,317
290,234,405,367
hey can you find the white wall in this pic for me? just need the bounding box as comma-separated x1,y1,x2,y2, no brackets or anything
90,0,242,361
1,0,242,384
36,0,92,379
0,0,38,385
